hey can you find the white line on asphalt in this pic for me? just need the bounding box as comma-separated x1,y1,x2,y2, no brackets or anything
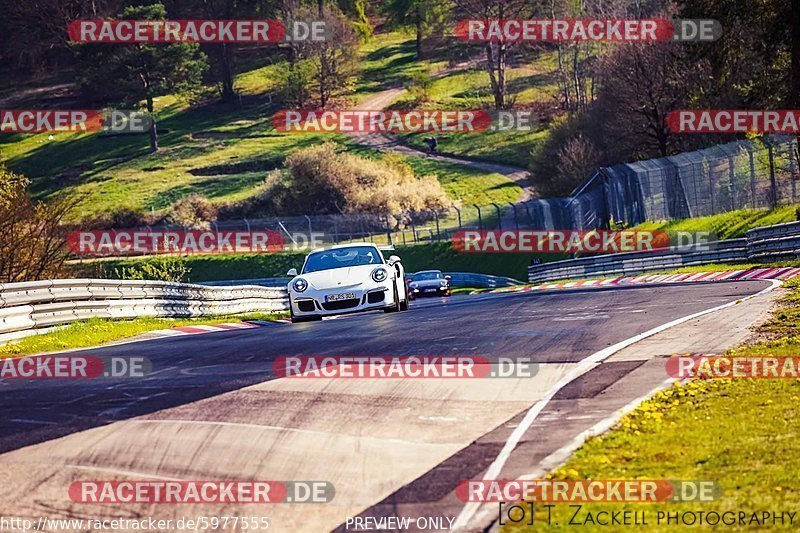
519,378,677,480
452,279,782,531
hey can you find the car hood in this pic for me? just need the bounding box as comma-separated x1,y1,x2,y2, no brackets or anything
410,279,447,289
301,264,387,290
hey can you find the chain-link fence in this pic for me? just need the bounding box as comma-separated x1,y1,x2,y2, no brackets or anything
587,135,798,227
89,135,800,252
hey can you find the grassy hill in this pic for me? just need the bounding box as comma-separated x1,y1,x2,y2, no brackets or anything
0,30,537,222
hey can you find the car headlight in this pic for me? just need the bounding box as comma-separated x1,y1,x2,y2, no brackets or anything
372,268,388,282
440,280,448,286
292,278,308,292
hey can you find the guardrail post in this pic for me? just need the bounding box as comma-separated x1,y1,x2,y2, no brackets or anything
491,203,502,230
304,215,312,241
434,211,441,241
474,204,483,230
747,145,757,206
332,218,339,244
790,138,798,203
522,201,533,228
454,205,462,229
508,202,519,230
767,139,778,208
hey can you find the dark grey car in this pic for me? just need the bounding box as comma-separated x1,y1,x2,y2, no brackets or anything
406,270,451,300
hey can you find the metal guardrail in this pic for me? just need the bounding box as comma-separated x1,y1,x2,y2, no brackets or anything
527,219,800,282
528,240,749,283
201,272,524,289
746,221,800,260
438,272,523,288
0,279,288,337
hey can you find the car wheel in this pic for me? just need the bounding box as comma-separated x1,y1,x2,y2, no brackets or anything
383,285,400,313
290,307,322,323
291,315,317,323
399,297,409,311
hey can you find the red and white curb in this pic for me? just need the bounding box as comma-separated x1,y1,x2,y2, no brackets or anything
490,266,800,294
148,321,264,338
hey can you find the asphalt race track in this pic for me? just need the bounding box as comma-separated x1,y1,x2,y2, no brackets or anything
0,280,774,532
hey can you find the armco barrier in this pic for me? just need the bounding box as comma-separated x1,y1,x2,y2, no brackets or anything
201,273,524,289
0,279,288,337
527,219,800,282
746,221,800,260
528,239,748,283
437,272,523,288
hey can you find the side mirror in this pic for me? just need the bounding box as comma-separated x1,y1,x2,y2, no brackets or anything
286,268,298,276
444,275,452,280
387,255,401,265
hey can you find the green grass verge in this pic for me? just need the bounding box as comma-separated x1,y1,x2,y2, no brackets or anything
505,278,800,532
0,313,286,358
633,206,798,240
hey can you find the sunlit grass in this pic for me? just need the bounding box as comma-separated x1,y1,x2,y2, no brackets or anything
0,313,286,358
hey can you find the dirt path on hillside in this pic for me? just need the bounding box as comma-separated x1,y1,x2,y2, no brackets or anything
347,81,535,203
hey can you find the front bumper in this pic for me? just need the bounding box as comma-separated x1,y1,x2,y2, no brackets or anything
410,285,451,297
290,286,396,317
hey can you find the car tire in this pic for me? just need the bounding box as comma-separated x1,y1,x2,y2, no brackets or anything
292,315,321,323
384,285,400,313
399,297,409,311
290,305,321,323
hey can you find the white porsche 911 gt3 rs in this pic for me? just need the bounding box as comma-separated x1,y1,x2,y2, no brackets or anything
286,243,409,323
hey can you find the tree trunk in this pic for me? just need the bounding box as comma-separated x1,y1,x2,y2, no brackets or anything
415,3,423,60
219,44,236,101
146,96,158,152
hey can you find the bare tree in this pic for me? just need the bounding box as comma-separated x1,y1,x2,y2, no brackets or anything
454,0,532,109
593,41,705,158
0,167,75,283
291,6,359,107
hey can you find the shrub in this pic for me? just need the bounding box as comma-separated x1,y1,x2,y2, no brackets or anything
167,194,218,229
282,143,449,225
113,255,190,283
0,165,74,282
217,171,283,219
405,71,434,104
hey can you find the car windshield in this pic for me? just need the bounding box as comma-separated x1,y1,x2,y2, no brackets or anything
302,246,383,273
413,272,443,281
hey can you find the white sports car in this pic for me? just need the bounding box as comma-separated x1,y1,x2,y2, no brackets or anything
286,243,409,323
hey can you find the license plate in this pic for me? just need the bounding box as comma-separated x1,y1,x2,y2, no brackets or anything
325,292,356,302
424,288,438,293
